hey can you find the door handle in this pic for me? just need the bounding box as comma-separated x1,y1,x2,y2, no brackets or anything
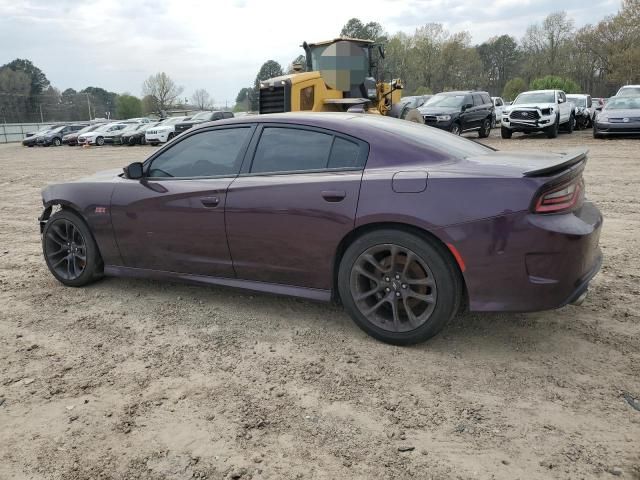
321,190,346,202
200,196,220,208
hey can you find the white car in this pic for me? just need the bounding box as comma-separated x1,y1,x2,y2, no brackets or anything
145,116,190,145
501,89,575,139
616,85,640,97
77,122,128,146
491,96,505,126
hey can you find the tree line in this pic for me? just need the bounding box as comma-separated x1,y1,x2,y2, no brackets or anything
0,61,217,123
238,0,638,106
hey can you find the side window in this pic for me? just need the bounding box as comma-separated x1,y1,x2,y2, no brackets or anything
472,94,483,106
251,127,333,174
559,92,566,103
212,113,223,121
481,93,491,105
328,137,362,169
223,112,234,119
496,98,503,107
148,127,251,178
300,86,315,111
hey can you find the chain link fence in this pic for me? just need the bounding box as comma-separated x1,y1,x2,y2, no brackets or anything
0,122,58,144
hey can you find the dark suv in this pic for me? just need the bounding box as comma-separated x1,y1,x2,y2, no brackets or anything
36,124,88,146
174,111,234,135
418,91,494,137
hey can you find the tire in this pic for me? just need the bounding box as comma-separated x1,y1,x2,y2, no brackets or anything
563,113,575,133
403,109,425,124
338,229,463,345
52,137,62,147
42,209,103,287
491,115,496,129
593,128,603,139
95,136,104,146
478,118,491,138
501,126,512,139
167,132,175,141
450,122,461,135
546,115,559,139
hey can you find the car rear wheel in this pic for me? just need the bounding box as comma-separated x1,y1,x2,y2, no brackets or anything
338,230,462,345
478,118,491,138
95,136,104,146
42,210,103,287
500,126,512,139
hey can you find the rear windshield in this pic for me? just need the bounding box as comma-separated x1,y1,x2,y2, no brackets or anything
354,115,491,158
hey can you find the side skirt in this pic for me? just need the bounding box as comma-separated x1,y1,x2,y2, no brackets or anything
103,265,332,302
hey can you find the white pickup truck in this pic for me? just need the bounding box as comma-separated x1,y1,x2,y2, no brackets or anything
501,89,575,139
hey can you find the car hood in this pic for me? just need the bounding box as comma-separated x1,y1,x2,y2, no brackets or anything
598,109,640,118
418,106,460,115
72,168,123,183
507,102,555,110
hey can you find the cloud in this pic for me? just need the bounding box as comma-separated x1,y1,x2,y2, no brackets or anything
0,0,621,106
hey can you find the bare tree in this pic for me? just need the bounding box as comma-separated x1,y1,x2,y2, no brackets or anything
191,89,213,110
142,72,184,113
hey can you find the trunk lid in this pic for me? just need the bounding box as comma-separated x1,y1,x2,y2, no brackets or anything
462,148,587,178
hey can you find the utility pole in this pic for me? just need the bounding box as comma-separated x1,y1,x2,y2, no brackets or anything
39,104,44,123
86,93,92,121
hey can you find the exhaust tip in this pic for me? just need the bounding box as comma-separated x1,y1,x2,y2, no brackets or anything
572,290,588,306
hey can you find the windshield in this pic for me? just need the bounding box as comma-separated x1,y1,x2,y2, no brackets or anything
77,124,99,134
618,87,640,97
513,92,555,104
93,123,115,132
190,111,212,120
425,94,466,108
164,117,187,125
604,96,640,110
567,96,587,107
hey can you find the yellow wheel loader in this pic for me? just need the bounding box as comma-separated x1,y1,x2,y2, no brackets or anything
258,38,424,123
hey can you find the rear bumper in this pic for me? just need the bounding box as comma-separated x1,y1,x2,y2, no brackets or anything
442,201,603,312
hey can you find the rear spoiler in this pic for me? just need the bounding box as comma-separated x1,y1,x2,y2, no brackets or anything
523,149,588,177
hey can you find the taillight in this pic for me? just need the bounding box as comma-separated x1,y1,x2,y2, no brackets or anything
533,176,584,214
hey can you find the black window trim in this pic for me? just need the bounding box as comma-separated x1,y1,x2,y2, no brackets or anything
238,123,370,177
142,123,257,181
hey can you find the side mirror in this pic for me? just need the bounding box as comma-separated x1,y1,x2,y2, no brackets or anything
558,97,565,104
124,162,144,179
462,103,473,111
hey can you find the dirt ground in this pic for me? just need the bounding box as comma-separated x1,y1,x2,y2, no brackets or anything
0,128,639,480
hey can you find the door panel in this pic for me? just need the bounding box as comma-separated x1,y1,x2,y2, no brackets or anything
111,178,235,276
225,171,362,289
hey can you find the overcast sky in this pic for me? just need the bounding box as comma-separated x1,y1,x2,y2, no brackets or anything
0,0,621,106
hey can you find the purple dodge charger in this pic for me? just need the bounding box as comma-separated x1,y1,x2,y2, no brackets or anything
39,113,602,345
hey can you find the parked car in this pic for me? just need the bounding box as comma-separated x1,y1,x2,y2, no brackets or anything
566,94,593,129
174,111,234,135
122,121,165,146
392,95,432,120
22,124,65,147
77,122,129,146
145,116,190,145
38,113,602,345
491,97,505,126
36,124,88,146
593,95,640,138
501,89,575,139
104,123,147,145
419,91,494,137
615,85,640,97
62,124,104,146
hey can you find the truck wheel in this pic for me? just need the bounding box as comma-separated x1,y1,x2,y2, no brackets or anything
500,126,512,139
546,116,559,139
563,113,575,133
404,109,425,124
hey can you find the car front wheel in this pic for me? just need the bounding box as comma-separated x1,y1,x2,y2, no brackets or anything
42,210,103,287
501,126,512,139
52,137,62,147
95,136,104,146
338,230,463,345
449,123,461,135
